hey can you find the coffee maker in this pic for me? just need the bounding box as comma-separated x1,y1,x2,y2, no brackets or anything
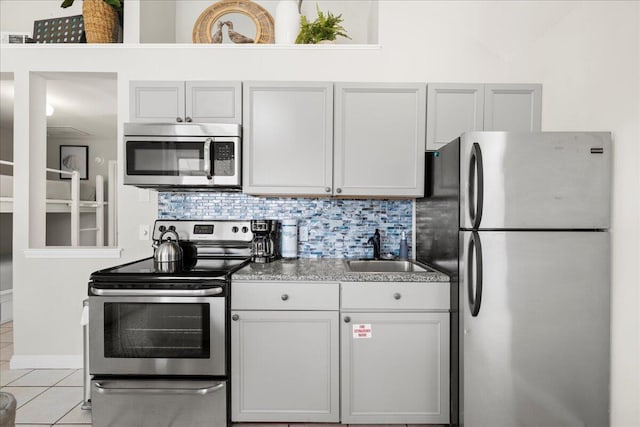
250,220,280,263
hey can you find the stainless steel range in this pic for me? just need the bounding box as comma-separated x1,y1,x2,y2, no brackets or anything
88,219,253,427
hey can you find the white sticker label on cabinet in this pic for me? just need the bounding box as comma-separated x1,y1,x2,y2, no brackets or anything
353,324,372,339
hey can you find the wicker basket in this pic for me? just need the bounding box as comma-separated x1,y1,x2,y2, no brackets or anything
82,0,119,43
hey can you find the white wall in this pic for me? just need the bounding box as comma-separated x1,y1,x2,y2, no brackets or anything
139,0,176,43
0,0,82,36
0,1,638,424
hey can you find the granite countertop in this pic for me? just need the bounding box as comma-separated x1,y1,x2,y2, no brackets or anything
233,259,450,283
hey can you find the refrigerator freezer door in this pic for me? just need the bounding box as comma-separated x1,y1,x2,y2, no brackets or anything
459,230,610,427
459,132,611,230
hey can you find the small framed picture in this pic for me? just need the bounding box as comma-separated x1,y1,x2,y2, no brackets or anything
59,145,88,180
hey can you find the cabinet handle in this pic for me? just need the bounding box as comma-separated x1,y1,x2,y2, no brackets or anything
176,117,183,123
281,294,289,301
231,314,239,321
344,316,351,323
336,188,342,194
185,116,192,123
393,292,402,300
325,187,331,193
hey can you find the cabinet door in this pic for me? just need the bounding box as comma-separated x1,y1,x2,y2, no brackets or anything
231,310,340,422
341,312,450,424
426,83,484,151
185,81,241,124
334,83,426,197
483,84,542,132
243,82,334,195
129,81,185,123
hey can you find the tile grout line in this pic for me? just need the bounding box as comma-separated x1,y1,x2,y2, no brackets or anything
2,386,49,410
53,369,79,386
52,396,81,426
1,369,34,387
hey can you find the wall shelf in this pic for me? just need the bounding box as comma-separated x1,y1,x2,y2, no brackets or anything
1,44,381,50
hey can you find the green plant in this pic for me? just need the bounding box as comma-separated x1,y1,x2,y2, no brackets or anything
60,0,122,10
295,4,350,44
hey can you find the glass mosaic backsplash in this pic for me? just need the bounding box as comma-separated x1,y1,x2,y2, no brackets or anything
158,192,414,259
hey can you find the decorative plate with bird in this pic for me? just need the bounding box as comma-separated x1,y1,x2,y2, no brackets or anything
193,0,275,44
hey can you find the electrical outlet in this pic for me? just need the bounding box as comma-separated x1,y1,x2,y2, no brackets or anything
139,224,150,240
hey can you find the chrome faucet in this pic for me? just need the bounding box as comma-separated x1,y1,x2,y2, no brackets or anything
367,229,381,260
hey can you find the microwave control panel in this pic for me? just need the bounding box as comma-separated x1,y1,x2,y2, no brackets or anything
213,142,235,176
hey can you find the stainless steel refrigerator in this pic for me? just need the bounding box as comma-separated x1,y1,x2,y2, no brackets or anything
416,132,611,426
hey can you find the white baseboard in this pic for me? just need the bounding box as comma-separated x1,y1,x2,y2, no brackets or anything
0,289,12,323
10,354,83,369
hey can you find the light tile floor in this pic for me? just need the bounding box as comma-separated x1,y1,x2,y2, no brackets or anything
0,321,91,426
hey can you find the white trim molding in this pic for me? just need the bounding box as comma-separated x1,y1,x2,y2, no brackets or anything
10,354,83,370
24,247,122,259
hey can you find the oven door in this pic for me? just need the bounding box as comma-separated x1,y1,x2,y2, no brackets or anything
124,135,240,188
89,295,225,376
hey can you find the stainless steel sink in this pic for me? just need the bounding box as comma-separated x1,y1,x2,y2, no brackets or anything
345,260,430,273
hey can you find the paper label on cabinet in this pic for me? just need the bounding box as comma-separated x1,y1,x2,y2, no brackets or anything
353,324,372,339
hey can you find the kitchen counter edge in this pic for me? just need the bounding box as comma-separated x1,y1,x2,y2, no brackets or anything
232,259,450,282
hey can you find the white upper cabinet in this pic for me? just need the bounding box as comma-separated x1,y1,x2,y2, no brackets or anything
130,81,241,124
185,81,242,123
426,83,484,150
334,83,426,197
130,81,185,123
243,82,426,198
243,82,334,196
426,83,542,150
483,84,542,132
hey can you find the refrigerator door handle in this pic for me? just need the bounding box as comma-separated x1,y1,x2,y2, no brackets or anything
467,231,483,317
468,142,484,228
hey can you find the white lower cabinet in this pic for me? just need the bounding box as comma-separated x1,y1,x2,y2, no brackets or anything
231,281,340,422
231,280,450,424
341,281,450,424
340,311,450,424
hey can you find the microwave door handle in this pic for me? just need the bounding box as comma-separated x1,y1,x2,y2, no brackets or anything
204,138,213,180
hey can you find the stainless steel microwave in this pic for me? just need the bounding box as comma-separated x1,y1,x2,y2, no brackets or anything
123,123,241,190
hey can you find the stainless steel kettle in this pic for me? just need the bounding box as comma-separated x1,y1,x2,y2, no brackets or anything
153,230,183,265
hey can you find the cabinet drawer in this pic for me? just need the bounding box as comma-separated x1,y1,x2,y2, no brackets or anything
341,282,449,310
232,281,339,310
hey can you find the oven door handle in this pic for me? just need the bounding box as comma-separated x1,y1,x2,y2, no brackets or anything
89,286,224,297
94,382,225,396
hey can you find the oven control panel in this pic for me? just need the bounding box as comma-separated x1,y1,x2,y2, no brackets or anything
153,220,253,243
